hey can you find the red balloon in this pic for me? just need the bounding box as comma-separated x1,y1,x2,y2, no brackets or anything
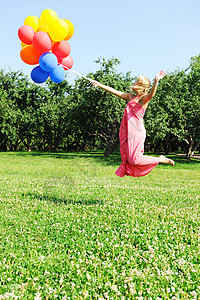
59,55,73,70
18,25,35,45
32,31,52,54
52,40,71,59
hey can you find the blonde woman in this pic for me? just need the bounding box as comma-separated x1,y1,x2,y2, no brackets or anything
92,71,175,178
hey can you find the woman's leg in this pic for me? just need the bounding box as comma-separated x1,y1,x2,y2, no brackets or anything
159,155,175,166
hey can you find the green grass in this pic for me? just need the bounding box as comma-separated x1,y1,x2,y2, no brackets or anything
0,151,199,299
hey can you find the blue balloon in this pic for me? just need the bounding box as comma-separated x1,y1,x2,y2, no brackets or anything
50,65,65,83
39,52,58,72
31,66,49,84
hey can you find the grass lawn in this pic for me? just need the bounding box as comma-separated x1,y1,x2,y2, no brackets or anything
0,151,199,299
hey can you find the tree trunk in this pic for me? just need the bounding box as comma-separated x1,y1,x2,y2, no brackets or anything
24,139,32,152
186,136,194,159
164,134,172,155
103,120,119,157
187,140,199,159
104,136,119,157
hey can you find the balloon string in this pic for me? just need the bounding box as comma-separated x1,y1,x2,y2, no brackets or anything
59,64,93,82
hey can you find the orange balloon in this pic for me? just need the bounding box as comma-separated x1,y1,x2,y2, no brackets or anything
20,45,40,65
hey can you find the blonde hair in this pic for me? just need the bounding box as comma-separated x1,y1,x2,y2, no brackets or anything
131,75,151,95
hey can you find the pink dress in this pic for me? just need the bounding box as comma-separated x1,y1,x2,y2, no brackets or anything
115,98,160,177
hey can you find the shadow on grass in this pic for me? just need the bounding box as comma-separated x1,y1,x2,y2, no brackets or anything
162,154,200,165
26,192,103,206
13,151,122,167
4,151,200,167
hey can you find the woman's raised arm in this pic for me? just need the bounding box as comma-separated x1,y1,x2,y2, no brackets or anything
141,71,165,104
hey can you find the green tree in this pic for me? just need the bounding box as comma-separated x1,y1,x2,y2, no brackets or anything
36,79,74,151
73,58,135,156
0,55,199,158
144,61,200,158
183,55,200,158
0,70,22,151
0,69,47,151
0,89,18,151
144,71,187,154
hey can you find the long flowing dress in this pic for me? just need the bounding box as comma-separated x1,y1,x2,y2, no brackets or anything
115,98,160,177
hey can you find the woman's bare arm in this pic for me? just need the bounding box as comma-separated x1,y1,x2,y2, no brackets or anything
141,71,165,104
91,80,133,101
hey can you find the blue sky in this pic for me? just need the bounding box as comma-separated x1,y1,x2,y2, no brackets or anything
1,0,200,84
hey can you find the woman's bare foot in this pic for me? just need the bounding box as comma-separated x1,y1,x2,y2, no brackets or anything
159,155,175,166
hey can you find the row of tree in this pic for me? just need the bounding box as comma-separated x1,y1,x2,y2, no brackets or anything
0,56,199,158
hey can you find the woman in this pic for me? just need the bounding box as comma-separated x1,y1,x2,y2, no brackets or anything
92,71,175,177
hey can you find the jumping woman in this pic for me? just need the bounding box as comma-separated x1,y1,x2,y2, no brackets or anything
92,71,175,177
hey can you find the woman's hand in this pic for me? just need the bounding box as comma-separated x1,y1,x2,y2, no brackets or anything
155,70,165,81
91,80,101,87
141,71,165,104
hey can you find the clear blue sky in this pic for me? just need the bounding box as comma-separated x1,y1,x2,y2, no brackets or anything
1,0,200,84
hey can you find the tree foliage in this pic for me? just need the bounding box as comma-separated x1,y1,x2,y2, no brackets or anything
0,56,199,158
71,58,135,156
145,57,200,158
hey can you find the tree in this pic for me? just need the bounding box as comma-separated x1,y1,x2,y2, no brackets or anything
144,70,187,154
0,55,199,158
36,79,73,151
0,70,22,151
0,89,18,151
72,58,135,156
183,55,200,158
144,59,200,158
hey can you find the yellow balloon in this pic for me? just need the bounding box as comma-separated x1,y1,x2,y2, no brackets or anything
40,9,58,26
24,15,39,32
37,25,49,33
49,19,68,42
64,20,74,40
21,42,27,48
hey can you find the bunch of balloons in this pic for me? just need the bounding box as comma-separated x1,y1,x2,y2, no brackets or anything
18,9,74,84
